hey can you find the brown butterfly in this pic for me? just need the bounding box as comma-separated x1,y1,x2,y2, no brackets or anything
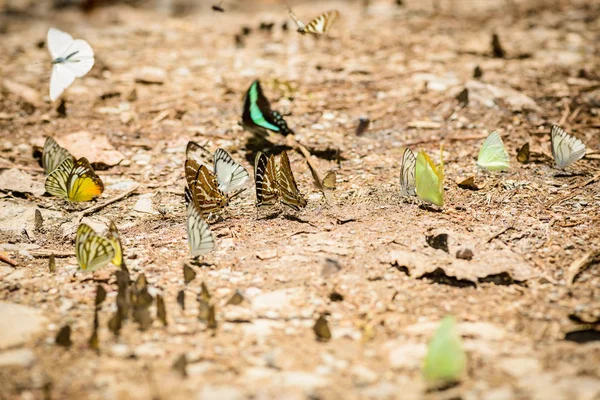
185,159,229,216
254,152,280,207
276,151,307,211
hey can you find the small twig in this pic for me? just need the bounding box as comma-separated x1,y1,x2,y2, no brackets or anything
486,225,513,243
79,185,140,219
0,253,18,267
30,250,73,258
286,136,330,202
566,250,599,286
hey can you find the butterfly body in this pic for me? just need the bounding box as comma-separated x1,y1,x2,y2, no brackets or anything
45,157,104,202
415,150,444,207
47,28,95,102
241,80,293,138
551,125,586,169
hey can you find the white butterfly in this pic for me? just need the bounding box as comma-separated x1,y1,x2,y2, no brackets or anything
186,141,249,193
551,125,586,169
477,131,510,172
400,148,416,196
186,202,216,258
47,28,95,102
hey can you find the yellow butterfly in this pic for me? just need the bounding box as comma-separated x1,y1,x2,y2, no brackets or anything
75,223,116,272
106,221,124,268
45,157,104,202
42,137,73,174
415,149,444,207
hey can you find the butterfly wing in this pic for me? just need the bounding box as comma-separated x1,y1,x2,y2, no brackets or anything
47,28,74,60
185,159,202,194
477,131,510,171
186,202,216,257
186,141,213,168
400,148,417,196
304,10,339,35
45,157,74,199
322,171,337,189
242,80,293,137
254,152,279,206
75,223,115,272
190,164,229,215
415,151,444,207
551,125,586,168
42,137,73,174
107,221,124,268
67,158,104,202
214,148,249,193
277,151,307,210
288,9,306,32
58,39,95,77
50,63,76,102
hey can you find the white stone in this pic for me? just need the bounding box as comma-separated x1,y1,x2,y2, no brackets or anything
0,348,36,367
0,302,47,350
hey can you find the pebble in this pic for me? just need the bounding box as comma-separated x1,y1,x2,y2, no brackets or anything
0,302,47,350
456,248,474,260
351,365,379,387
0,348,36,368
135,67,166,84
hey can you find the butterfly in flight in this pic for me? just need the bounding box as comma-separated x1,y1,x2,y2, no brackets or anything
284,2,339,36
477,131,510,172
75,223,116,272
45,157,104,202
550,125,586,169
186,141,249,193
47,28,95,102
400,148,416,197
186,201,216,258
415,149,444,207
241,80,294,138
42,137,73,174
276,150,307,210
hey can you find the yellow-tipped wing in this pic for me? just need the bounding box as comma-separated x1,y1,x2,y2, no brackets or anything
415,150,444,207
67,158,104,202
107,221,123,268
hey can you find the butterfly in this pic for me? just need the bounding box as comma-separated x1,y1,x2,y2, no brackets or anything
477,131,510,171
185,160,229,216
551,125,586,169
254,152,280,207
400,148,416,196
276,151,307,211
42,137,73,174
422,316,466,387
186,202,216,258
186,141,249,193
106,221,124,268
47,28,95,102
241,80,294,138
75,223,116,272
287,7,339,35
516,143,530,164
313,314,332,342
322,171,337,190
45,157,104,202
415,150,444,207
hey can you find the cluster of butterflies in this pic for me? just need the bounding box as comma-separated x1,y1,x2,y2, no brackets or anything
183,141,306,258
46,2,339,102
400,124,588,207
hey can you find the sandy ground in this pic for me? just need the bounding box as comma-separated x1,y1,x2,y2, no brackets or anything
0,0,599,399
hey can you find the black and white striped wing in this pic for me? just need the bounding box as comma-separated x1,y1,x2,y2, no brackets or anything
254,152,279,207
551,125,586,168
45,156,74,199
277,151,307,210
75,223,115,272
303,10,339,35
186,202,216,257
400,148,416,196
43,137,73,174
214,148,249,193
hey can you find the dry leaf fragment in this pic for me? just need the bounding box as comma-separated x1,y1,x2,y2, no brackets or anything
456,176,485,190
314,314,332,342
55,325,72,348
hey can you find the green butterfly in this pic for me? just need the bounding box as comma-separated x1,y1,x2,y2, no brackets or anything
241,80,293,138
415,149,444,207
422,316,466,387
477,131,510,171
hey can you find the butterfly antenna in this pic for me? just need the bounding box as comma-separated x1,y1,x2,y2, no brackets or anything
228,188,247,201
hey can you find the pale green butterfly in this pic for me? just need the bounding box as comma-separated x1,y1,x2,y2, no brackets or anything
422,316,466,387
477,131,510,171
415,149,444,207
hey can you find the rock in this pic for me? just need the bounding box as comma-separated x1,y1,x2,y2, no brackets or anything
465,80,540,112
0,348,36,368
351,365,378,387
2,79,42,107
135,67,166,84
498,357,541,378
133,193,158,215
134,342,166,358
280,371,329,389
0,169,45,196
384,342,427,369
0,302,47,350
16,143,32,155
55,132,125,166
251,288,306,315
198,385,244,400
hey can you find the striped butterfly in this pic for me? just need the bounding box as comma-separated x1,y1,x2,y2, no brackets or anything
241,80,293,138
107,221,124,268
42,137,73,174
415,149,444,207
75,223,116,272
477,131,510,172
186,141,249,193
551,125,586,169
45,157,104,202
287,6,339,35
276,151,307,211
185,160,229,216
400,148,416,196
254,152,279,207
186,202,216,258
